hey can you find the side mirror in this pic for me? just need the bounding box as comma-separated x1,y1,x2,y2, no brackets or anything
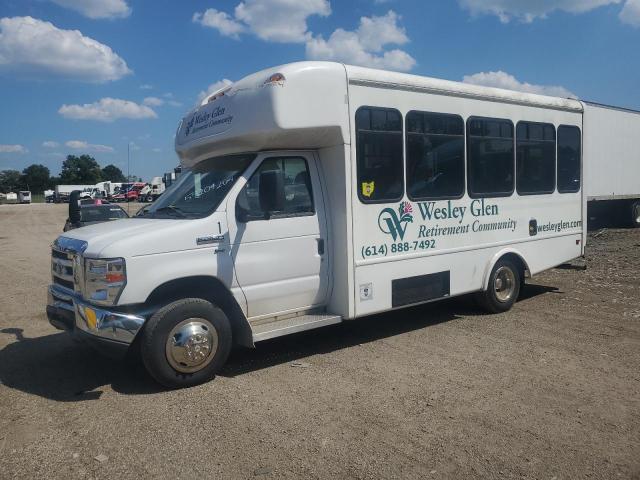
69,190,81,225
258,170,284,215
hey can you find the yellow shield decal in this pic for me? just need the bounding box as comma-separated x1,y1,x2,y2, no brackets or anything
362,181,375,198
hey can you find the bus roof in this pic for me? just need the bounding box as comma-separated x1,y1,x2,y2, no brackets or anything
343,64,583,113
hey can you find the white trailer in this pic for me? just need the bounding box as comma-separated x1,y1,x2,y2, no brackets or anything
54,184,95,202
18,191,31,204
583,102,640,227
48,61,592,388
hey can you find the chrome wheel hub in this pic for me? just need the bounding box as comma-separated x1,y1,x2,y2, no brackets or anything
634,204,640,224
494,266,516,303
165,318,218,373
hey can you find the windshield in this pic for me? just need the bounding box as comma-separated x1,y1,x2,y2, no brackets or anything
140,153,255,219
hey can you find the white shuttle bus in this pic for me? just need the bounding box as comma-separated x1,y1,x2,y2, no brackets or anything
47,62,586,387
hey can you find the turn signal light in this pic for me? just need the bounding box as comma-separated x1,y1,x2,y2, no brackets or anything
106,272,125,283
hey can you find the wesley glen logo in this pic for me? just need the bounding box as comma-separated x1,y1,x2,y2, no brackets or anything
184,116,195,137
378,201,414,241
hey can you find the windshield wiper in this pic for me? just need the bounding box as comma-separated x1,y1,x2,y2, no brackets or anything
151,205,187,218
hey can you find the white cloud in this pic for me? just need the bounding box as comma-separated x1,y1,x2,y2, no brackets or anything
193,9,245,39
197,79,233,104
59,98,158,122
193,0,331,42
152,147,162,153
0,16,131,82
620,0,640,25
306,11,416,72
42,141,59,148
65,140,114,153
167,100,183,107
458,0,623,22
462,70,577,98
143,96,164,107
0,144,27,154
140,84,153,90
49,0,131,19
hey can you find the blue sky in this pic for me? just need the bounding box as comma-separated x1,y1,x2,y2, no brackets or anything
1,0,639,180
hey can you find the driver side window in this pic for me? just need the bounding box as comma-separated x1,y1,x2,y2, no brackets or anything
236,156,315,221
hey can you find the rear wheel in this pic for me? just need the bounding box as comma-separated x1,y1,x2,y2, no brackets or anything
476,258,521,314
631,200,640,228
140,298,232,388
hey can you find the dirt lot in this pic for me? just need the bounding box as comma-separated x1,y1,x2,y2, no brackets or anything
0,203,638,479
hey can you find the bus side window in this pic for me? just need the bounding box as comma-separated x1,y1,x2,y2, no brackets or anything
557,125,581,193
406,111,465,200
516,121,556,195
466,117,515,198
356,107,404,203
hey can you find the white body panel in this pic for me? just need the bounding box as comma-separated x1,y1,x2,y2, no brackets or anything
583,102,640,201
346,76,583,317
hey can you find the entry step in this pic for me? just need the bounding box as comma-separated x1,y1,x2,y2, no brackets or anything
252,313,342,342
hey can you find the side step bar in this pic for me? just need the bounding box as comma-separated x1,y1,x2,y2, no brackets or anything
252,313,342,342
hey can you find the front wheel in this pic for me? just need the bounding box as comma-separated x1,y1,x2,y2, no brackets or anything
476,259,521,314
140,298,232,388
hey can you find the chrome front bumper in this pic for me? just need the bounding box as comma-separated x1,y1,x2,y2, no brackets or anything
47,285,145,345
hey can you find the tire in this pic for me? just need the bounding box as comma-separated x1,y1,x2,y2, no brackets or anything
140,298,232,388
631,200,640,228
476,258,521,314
146,195,154,203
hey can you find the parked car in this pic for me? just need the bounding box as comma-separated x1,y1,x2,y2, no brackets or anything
63,198,129,231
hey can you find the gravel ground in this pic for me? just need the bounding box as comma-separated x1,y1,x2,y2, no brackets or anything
0,203,638,479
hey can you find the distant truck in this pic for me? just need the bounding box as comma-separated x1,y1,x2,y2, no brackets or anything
584,102,640,228
5,192,18,204
54,184,95,203
111,182,147,202
18,191,31,204
140,177,165,202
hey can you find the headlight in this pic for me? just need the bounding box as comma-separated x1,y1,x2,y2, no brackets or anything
83,258,126,305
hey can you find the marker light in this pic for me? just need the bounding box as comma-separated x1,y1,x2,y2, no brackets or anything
264,73,286,85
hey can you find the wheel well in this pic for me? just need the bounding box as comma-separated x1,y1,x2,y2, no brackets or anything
145,276,253,348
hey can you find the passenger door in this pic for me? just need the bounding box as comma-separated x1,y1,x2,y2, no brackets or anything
227,153,329,319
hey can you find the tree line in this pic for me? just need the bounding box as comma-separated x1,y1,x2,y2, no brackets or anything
0,155,133,194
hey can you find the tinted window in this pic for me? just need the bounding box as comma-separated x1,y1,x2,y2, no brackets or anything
557,125,581,193
356,107,403,203
516,121,556,195
237,157,314,220
467,117,514,197
406,111,465,200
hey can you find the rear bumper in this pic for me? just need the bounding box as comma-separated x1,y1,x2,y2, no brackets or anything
47,285,146,352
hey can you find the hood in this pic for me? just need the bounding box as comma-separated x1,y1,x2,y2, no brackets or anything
59,214,228,258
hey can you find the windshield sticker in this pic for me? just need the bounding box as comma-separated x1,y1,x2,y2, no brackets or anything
183,174,237,202
361,181,375,198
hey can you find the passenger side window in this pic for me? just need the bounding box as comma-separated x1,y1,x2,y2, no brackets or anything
467,117,514,198
236,157,314,221
406,111,465,200
557,125,581,193
516,121,556,195
356,107,404,203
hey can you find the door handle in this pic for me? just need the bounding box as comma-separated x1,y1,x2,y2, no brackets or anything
317,238,325,255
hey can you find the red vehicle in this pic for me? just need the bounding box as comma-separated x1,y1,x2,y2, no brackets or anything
111,182,146,202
